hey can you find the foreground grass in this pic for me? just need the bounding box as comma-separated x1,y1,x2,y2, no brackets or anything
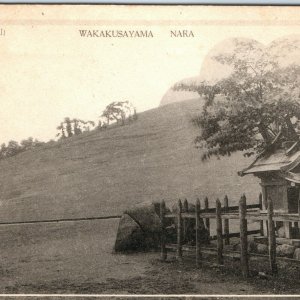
0,219,300,295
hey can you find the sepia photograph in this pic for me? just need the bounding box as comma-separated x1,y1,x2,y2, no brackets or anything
0,4,300,297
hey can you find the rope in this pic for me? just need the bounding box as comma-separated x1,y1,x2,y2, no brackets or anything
0,215,121,226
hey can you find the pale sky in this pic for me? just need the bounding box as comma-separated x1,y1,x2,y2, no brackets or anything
0,5,300,144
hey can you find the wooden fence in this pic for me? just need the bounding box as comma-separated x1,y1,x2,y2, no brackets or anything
159,194,300,277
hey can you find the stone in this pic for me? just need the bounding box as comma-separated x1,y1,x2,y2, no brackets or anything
114,214,145,252
276,244,296,258
115,201,165,252
256,243,268,254
293,248,300,260
124,201,162,232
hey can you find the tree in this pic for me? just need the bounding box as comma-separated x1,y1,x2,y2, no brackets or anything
56,122,66,139
72,118,82,135
20,137,34,150
132,108,138,121
174,39,300,160
82,120,95,132
100,101,136,127
5,140,21,157
0,143,7,159
64,117,73,137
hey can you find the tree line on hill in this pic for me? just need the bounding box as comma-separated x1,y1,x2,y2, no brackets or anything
0,138,45,160
0,100,138,161
56,101,137,139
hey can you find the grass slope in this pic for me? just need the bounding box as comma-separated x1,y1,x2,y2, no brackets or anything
0,99,259,222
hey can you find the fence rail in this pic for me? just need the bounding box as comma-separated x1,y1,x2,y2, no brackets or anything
159,194,300,277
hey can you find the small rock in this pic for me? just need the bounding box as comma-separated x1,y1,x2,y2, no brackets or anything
258,271,268,279
293,248,300,260
276,244,296,258
257,243,268,254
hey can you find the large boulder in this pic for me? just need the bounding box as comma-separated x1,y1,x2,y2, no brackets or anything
114,214,144,252
256,243,268,254
114,201,171,252
276,244,296,258
114,200,210,252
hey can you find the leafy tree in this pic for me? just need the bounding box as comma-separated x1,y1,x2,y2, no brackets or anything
133,108,138,121
64,117,73,138
72,118,82,135
20,137,34,150
82,120,95,132
5,140,21,157
100,101,136,127
56,122,66,139
0,143,7,159
174,39,300,160
32,139,44,147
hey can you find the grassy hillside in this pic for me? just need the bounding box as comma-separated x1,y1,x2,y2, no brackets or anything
0,99,259,222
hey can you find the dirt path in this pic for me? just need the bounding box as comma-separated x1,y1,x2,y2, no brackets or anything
0,219,300,296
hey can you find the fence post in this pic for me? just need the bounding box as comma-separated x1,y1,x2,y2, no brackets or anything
259,193,264,236
239,194,249,278
195,198,202,267
204,197,210,237
216,199,224,265
160,200,167,261
177,199,183,261
223,195,230,245
183,199,189,242
267,196,277,275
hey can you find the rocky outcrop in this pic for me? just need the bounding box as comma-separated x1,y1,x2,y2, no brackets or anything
114,201,164,252
256,243,268,254
276,244,296,258
115,201,209,252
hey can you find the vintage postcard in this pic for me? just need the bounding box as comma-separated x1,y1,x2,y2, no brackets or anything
0,4,300,297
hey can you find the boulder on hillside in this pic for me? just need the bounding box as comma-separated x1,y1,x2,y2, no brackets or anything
114,214,144,252
114,201,173,252
114,200,210,252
